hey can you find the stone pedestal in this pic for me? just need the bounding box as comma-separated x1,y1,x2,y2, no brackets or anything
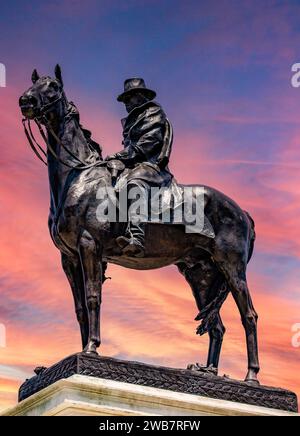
1,353,298,416
1,375,299,416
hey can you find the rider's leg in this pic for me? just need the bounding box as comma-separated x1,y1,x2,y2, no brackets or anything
116,181,148,257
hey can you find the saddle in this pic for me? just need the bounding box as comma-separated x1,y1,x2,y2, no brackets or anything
106,160,215,238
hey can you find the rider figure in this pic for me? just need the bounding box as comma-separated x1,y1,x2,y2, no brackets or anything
106,78,173,258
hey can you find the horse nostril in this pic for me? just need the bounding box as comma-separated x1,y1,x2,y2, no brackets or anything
19,96,28,107
19,95,37,108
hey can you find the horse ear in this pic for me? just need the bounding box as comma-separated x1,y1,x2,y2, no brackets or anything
31,69,40,84
54,64,63,87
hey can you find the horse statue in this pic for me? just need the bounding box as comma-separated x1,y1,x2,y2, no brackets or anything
19,65,260,384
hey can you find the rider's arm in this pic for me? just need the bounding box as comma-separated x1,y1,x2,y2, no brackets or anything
106,105,166,163
132,108,166,160
105,146,136,163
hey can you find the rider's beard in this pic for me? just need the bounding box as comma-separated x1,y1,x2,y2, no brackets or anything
125,94,149,113
125,103,135,113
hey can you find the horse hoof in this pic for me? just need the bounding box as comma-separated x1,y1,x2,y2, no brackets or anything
84,350,98,356
244,369,260,385
83,342,99,355
245,379,260,385
187,363,218,375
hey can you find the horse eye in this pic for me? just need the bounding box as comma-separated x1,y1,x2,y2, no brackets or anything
50,82,59,91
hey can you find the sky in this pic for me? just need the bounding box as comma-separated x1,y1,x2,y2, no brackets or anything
0,0,300,411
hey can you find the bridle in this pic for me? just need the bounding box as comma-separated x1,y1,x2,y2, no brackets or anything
22,91,104,170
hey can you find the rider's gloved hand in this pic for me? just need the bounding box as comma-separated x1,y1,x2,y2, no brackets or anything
105,154,119,161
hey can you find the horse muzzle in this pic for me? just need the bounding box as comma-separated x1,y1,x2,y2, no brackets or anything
19,95,39,119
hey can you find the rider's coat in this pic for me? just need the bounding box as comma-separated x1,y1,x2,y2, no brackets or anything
115,101,173,187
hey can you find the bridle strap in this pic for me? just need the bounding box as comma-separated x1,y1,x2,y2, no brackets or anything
39,91,64,115
22,91,104,170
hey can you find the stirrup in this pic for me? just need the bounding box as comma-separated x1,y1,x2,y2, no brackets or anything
116,236,129,249
116,236,145,258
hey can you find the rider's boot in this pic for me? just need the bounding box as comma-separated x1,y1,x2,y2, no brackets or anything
116,221,145,258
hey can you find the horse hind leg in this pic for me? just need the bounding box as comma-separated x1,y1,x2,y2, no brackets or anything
177,260,227,373
215,253,259,384
194,268,228,370
207,313,225,369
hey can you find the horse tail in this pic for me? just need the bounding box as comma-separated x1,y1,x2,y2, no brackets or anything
195,272,229,336
244,210,256,263
195,211,256,336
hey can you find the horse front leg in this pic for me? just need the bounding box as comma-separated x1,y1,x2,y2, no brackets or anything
79,230,102,354
61,253,89,350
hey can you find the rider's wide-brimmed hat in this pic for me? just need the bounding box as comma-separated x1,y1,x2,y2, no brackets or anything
117,78,156,102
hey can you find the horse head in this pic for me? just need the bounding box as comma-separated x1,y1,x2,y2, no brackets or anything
19,65,103,168
19,64,66,123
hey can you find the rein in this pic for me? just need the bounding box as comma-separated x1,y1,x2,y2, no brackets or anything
22,107,105,170
22,118,48,166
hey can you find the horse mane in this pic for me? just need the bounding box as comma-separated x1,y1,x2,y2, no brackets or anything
66,101,103,159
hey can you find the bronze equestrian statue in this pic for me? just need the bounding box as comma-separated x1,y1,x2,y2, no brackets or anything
19,66,260,384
